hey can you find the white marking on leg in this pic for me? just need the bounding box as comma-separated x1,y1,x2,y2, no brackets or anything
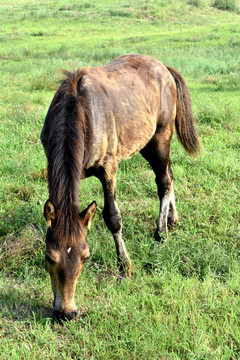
113,230,131,264
170,182,178,222
158,189,172,234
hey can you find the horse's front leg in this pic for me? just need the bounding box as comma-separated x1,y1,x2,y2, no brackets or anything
99,167,131,276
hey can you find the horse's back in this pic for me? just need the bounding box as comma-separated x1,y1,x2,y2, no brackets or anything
83,54,176,169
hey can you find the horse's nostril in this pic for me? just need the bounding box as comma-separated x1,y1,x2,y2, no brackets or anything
53,309,77,321
71,310,77,319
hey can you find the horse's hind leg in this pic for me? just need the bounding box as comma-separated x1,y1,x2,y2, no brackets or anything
141,127,177,241
98,163,131,275
167,163,178,228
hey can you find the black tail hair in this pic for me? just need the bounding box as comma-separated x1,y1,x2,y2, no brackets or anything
167,66,201,155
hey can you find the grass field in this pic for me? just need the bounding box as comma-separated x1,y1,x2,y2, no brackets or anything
0,0,240,358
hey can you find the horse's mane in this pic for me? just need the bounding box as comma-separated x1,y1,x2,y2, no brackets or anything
46,69,90,245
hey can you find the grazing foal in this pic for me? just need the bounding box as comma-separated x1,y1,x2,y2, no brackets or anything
41,54,200,320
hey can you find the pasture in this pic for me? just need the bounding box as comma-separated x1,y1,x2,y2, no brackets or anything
0,0,240,358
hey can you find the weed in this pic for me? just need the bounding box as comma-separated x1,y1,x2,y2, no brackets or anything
188,0,204,7
212,0,239,12
109,10,133,17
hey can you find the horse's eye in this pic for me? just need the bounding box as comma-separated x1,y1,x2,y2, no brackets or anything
45,254,54,265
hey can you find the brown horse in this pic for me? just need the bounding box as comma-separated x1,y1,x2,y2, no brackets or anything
40,54,200,320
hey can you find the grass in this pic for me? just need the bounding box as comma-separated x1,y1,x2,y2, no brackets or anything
0,0,240,358
212,0,239,12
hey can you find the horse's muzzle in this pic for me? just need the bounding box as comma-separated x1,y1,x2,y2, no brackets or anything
53,309,78,321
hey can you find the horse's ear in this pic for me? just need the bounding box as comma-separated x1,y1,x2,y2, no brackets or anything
44,200,56,228
80,201,97,230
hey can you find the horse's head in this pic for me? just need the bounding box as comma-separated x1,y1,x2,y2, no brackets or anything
43,200,97,321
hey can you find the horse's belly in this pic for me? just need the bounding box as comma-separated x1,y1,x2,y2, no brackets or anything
84,114,157,171
115,114,157,161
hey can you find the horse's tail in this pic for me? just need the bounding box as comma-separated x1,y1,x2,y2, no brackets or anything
167,66,201,155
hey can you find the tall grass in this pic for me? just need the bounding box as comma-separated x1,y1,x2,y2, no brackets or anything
212,0,239,12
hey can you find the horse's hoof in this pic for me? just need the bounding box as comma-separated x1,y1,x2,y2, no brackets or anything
154,229,167,243
167,218,178,230
118,260,132,278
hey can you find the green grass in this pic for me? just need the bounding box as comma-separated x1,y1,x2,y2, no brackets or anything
0,0,240,359
212,0,239,12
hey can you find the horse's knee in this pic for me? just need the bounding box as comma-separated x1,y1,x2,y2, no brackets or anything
103,207,122,233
